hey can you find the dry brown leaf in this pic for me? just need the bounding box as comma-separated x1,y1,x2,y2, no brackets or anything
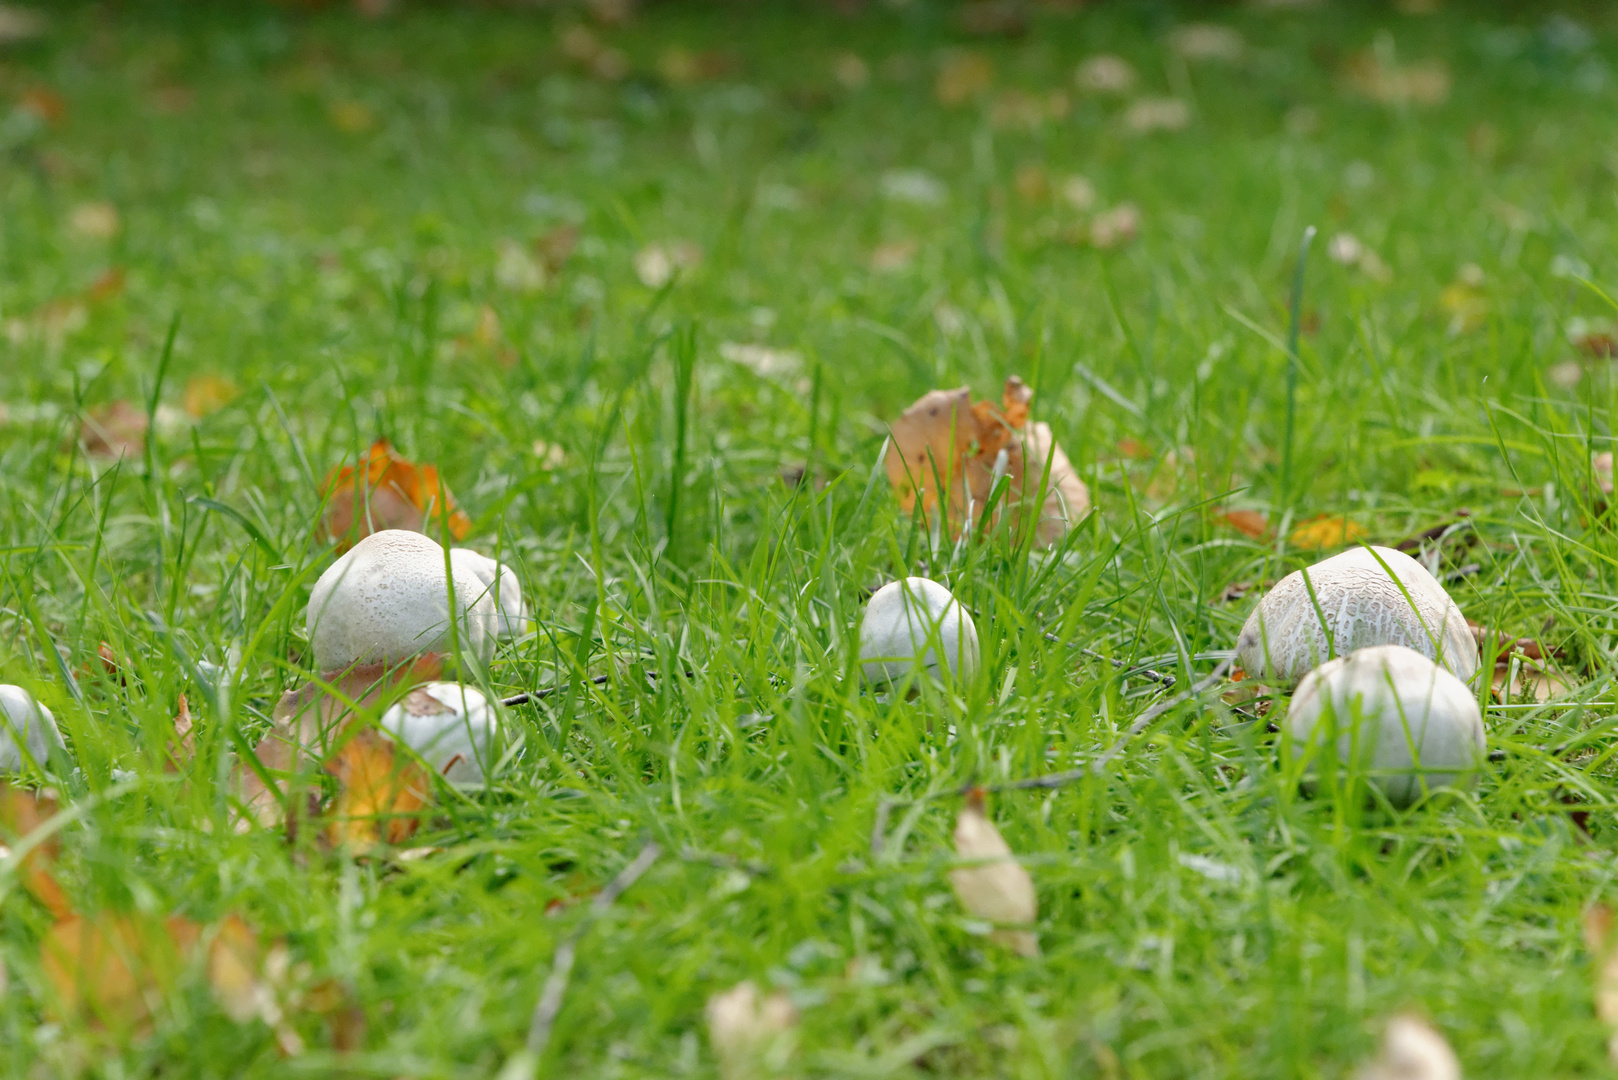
885,377,1088,548
1289,515,1368,551
935,52,993,106
1343,52,1451,106
870,240,918,273
325,727,432,850
1355,1014,1460,1080
80,400,147,461
535,224,580,274
0,785,71,920
1217,509,1270,539
707,980,798,1080
950,790,1037,956
1586,905,1618,1063
207,914,263,1024
658,46,732,85
20,86,66,125
183,374,238,418
328,100,375,133
42,914,200,1031
320,439,473,549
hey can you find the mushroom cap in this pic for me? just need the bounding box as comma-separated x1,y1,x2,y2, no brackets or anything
0,684,63,772
1285,644,1486,808
449,548,529,639
1236,545,1477,689
378,682,498,784
858,577,980,687
307,530,498,672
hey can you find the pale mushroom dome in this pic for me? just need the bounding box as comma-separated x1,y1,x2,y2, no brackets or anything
1236,545,1477,689
450,548,528,638
0,685,64,772
307,530,498,672
858,577,980,687
1285,643,1486,808
379,682,499,784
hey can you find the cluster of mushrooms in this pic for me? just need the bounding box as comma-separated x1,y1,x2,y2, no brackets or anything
859,544,1486,809
0,534,1488,811
0,529,530,796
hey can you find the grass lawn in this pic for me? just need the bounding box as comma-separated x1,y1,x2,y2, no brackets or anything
3,0,1618,1075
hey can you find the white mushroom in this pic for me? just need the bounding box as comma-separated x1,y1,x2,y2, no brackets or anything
306,530,498,672
1285,644,1486,808
0,685,63,772
450,548,529,639
1237,545,1477,689
858,577,980,687
378,682,499,784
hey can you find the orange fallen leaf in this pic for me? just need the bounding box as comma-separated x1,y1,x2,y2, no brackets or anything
86,266,126,302
1217,509,1270,539
1116,437,1152,460
20,87,66,125
884,376,1089,548
0,785,70,920
79,400,147,461
239,656,442,830
325,727,432,849
320,439,472,549
42,914,200,1031
183,374,238,418
535,224,580,274
1288,514,1368,551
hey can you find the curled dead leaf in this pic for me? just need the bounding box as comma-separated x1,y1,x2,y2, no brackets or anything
884,376,1088,548
320,439,473,550
707,980,798,1080
1355,1014,1460,1080
167,693,194,769
949,790,1038,956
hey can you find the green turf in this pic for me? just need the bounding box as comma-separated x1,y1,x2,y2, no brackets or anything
2,1,1618,1076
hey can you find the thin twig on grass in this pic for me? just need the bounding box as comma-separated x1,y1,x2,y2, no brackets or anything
519,842,662,1064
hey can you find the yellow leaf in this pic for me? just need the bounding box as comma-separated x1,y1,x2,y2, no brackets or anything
182,374,238,418
321,439,473,549
324,727,432,850
1289,515,1368,551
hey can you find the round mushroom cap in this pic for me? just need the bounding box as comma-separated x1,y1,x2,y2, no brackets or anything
307,530,498,672
1236,545,1477,689
1286,644,1486,808
450,548,529,639
858,577,980,687
379,682,498,784
0,684,64,772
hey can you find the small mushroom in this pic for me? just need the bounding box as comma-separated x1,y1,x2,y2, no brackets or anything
0,685,63,772
1236,545,1477,689
450,548,529,639
378,682,499,784
858,577,980,687
306,530,498,672
1285,644,1486,808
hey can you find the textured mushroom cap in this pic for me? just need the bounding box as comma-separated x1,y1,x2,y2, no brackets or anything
450,548,528,638
1286,644,1486,808
0,684,63,772
1236,545,1477,689
379,682,498,784
307,530,497,671
858,577,980,686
